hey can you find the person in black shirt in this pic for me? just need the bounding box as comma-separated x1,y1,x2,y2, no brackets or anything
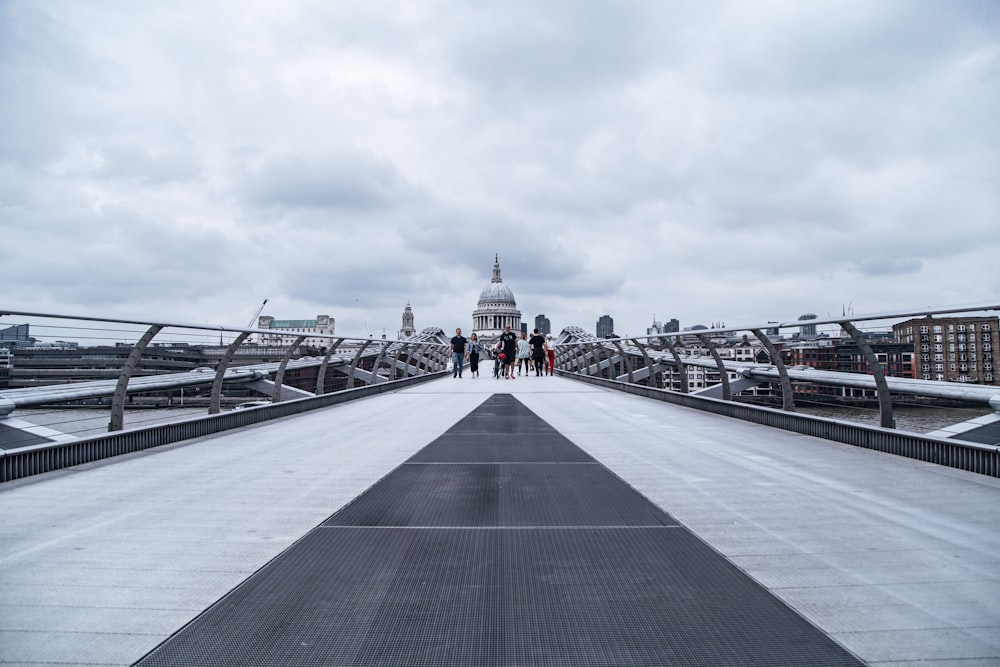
498,324,518,380
529,329,546,376
449,328,467,378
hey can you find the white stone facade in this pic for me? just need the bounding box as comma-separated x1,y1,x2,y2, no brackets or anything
257,315,335,348
472,256,521,342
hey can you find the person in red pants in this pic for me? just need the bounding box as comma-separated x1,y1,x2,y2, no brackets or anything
545,334,556,375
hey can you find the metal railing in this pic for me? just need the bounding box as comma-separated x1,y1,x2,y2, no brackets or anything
560,373,998,477
1,371,445,483
551,303,1000,478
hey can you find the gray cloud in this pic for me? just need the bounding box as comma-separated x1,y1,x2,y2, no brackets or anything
239,152,418,211
1,0,998,337
852,258,924,277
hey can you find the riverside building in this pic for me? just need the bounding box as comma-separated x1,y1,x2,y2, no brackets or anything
894,316,998,384
257,315,334,348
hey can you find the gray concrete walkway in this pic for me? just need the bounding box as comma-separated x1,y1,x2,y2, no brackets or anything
2,374,999,666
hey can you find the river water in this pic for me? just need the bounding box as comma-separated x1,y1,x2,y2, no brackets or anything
795,403,991,433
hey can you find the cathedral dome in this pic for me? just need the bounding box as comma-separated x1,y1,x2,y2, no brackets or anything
478,281,516,307
471,255,521,340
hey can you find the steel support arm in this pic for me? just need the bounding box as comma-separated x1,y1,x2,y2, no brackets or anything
109,325,163,431
273,335,307,402
631,339,656,387
210,332,251,414
348,340,373,388
840,320,895,428
612,340,634,383
698,333,732,401
751,328,794,412
661,339,689,393
316,338,345,395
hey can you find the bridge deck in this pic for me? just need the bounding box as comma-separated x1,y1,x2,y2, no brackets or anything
2,375,999,665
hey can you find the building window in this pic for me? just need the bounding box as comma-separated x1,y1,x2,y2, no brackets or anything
984,324,993,332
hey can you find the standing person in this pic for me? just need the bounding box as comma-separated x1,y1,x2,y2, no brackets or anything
499,324,518,379
448,328,467,378
466,333,483,378
516,332,530,376
545,334,556,375
529,329,546,377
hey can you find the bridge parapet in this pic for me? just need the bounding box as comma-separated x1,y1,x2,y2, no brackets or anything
0,309,450,429
554,303,1000,420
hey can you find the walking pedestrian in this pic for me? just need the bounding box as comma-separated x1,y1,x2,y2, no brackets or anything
499,325,518,379
448,328,467,378
545,334,556,375
467,333,483,378
529,329,546,376
516,332,530,375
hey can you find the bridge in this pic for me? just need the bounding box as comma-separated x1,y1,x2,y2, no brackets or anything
2,307,1000,665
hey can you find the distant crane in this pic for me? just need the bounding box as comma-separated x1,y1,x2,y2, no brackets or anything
244,299,268,345
248,299,269,328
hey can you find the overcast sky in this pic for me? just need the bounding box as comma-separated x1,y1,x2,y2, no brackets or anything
2,1,998,340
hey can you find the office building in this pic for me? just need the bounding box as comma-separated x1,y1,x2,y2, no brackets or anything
894,316,998,384
596,315,614,339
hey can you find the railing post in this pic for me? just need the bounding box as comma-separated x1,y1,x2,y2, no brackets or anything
273,335,307,402
348,340,373,388
661,338,689,393
316,338,345,395
109,324,163,432
840,320,895,428
612,340,634,383
391,344,406,379
751,328,795,412
562,344,578,373
632,338,655,387
210,332,251,414
698,333,732,401
588,343,604,377
370,340,393,384
555,345,567,372
413,343,429,374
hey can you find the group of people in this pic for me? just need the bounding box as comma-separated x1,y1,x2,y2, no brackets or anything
448,325,555,379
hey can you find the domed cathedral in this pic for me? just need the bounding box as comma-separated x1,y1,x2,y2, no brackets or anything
472,255,521,342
